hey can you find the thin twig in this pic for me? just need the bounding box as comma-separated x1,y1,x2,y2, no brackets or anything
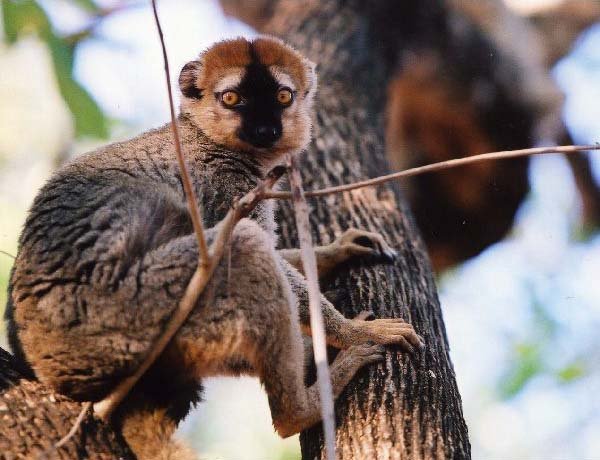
93,0,211,420
0,250,15,259
287,154,336,460
54,402,92,449
264,144,600,200
38,402,92,459
151,0,210,266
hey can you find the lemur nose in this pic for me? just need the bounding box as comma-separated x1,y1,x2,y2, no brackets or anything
254,125,281,145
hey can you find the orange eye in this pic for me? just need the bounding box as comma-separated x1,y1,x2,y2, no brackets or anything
277,88,293,106
221,90,240,107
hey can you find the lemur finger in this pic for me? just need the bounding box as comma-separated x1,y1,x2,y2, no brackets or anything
349,243,397,264
365,234,398,262
356,343,386,363
392,336,415,357
379,325,424,350
354,310,375,321
347,230,397,261
345,243,377,257
337,343,384,368
336,228,364,245
405,331,425,350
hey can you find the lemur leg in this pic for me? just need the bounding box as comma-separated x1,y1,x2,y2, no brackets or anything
279,228,397,278
280,259,424,352
264,331,385,438
159,219,384,439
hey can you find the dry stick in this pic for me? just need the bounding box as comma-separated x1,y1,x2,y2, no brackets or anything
93,0,210,420
287,154,336,460
265,144,600,200
151,0,209,265
38,402,92,459
53,402,93,449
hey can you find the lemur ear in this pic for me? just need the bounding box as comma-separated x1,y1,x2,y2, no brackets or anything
179,60,203,99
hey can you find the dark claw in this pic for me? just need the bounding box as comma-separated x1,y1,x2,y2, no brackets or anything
368,246,397,264
381,248,398,263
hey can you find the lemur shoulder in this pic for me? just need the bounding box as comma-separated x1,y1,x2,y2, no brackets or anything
5,36,423,460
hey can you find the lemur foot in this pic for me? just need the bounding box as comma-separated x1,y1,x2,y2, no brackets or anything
334,342,386,370
349,310,424,356
334,228,397,263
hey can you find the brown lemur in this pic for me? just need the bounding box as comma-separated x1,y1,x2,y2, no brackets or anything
5,36,423,459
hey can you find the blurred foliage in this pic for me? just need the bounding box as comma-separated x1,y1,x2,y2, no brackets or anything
499,342,545,399
1,0,109,138
556,361,585,383
498,290,586,399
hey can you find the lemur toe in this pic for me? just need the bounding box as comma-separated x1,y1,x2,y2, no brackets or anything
355,310,375,321
345,343,385,366
351,233,397,264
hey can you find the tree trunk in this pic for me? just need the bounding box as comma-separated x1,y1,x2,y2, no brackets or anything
0,347,134,459
254,0,471,458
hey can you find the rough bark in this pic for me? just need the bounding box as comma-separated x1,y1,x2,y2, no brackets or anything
231,0,470,458
0,347,134,459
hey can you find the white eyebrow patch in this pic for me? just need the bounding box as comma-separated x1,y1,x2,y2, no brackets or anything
214,69,244,93
269,67,296,90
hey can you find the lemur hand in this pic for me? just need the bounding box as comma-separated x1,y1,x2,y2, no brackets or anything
333,228,397,263
347,310,424,356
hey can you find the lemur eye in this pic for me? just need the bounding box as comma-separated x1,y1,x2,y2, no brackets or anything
277,88,294,106
221,90,240,108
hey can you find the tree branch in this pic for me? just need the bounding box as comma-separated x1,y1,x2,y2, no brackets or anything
265,144,600,200
151,0,210,266
0,250,16,259
287,154,336,460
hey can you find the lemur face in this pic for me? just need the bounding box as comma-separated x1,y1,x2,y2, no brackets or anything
179,37,317,163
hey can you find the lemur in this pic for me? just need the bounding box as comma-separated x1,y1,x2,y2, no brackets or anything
5,37,423,459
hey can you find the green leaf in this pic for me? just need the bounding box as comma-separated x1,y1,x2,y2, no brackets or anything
556,362,585,383
71,0,100,13
48,30,108,138
498,342,544,399
2,0,108,138
43,18,108,138
58,73,109,138
1,0,51,44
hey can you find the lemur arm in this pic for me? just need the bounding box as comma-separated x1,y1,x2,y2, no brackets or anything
278,256,423,352
278,228,397,278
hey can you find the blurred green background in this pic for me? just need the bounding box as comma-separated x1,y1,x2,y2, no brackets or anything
1,1,599,459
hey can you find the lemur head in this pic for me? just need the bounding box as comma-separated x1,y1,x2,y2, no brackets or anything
179,36,317,162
